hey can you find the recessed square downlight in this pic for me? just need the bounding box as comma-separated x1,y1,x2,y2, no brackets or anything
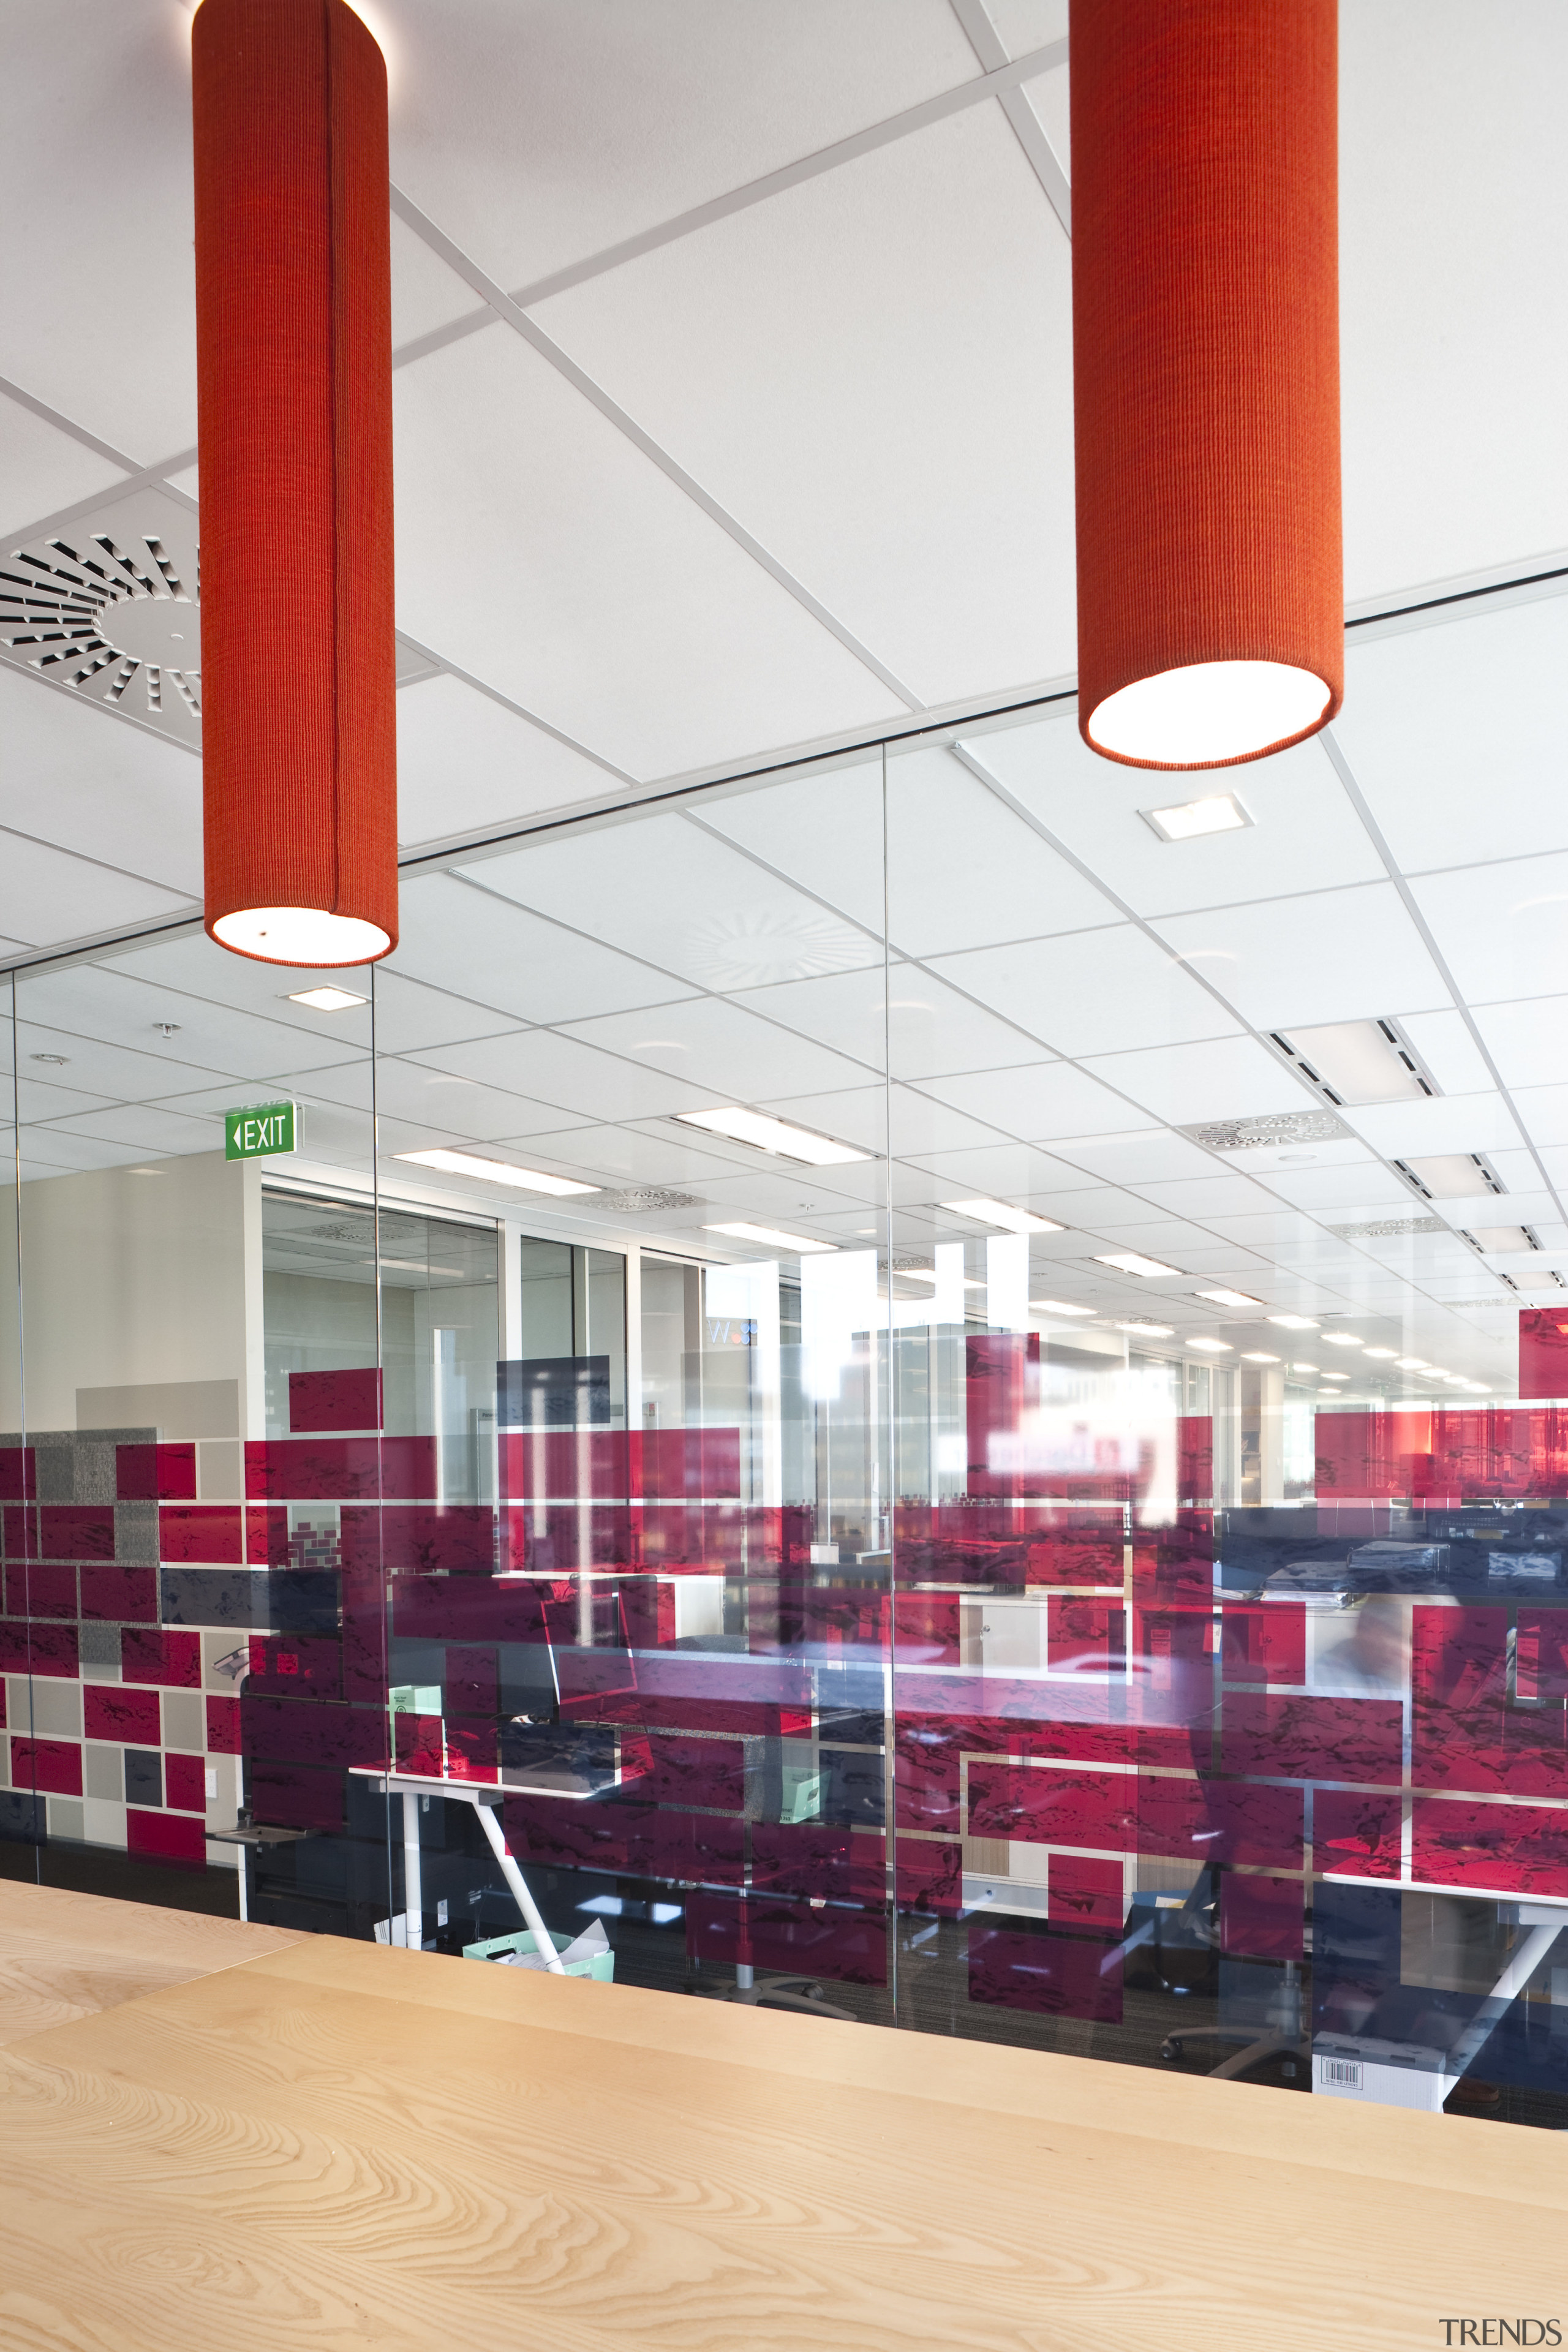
1140,794,1253,843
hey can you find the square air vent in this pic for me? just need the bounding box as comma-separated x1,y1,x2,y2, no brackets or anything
1180,1110,1352,1152
1270,1019,1433,1107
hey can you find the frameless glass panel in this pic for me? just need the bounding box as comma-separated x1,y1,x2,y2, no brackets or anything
0,936,390,1934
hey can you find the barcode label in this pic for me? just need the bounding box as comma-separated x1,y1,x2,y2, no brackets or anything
1322,2059,1362,2086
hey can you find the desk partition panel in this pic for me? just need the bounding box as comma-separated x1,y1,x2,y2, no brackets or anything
1,705,1566,2115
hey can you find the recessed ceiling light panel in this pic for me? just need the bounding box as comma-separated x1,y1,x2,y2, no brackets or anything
703,1221,837,1255
1194,1287,1264,1308
1267,1314,1319,1331
675,1107,867,1165
1139,790,1254,842
941,1197,1065,1235
1187,1336,1232,1352
1094,1251,1181,1278
288,985,368,1011
395,1148,598,1197
1030,1298,1097,1316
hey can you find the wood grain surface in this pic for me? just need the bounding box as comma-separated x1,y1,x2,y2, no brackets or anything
0,1918,1563,2352
0,1880,300,2045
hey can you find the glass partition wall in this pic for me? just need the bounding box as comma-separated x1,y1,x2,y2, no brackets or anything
3,673,1567,2120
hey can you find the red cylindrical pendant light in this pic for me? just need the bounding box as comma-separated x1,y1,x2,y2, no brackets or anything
1070,0,1342,771
192,0,398,963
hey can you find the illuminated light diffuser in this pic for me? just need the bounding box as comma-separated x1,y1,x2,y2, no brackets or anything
1323,1332,1365,1348
1186,1336,1232,1352
194,0,399,965
1241,1352,1280,1364
1070,0,1341,769
1196,1287,1264,1309
941,1198,1066,1235
1395,1357,1429,1371
1267,1315,1319,1332
1030,1298,1097,1316
288,986,368,1011
1141,794,1253,843
1115,1321,1174,1336
704,1222,837,1256
1094,1251,1181,1278
674,1107,867,1166
396,1149,598,1197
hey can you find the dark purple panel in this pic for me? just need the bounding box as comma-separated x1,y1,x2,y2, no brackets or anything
1219,1871,1304,1958
126,1807,206,1864
289,1366,383,1433
5,1563,75,1619
242,1691,387,1770
39,1506,115,1561
636,1733,746,1812
245,1434,437,1501
750,1822,884,1902
968,1924,1122,2021
247,1763,345,1834
894,1841,964,1916
1314,1785,1403,1879
9,1736,82,1796
1221,1691,1403,1786
80,1564,158,1624
159,1506,244,1565
1049,1854,1124,1929
0,1619,78,1677
83,1684,160,1744
120,1627,201,1688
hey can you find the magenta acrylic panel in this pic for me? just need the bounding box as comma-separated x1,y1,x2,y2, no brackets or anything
343,1504,499,1576
120,1627,200,1688
1219,1872,1304,1959
968,1924,1123,2021
205,1694,241,1755
0,1620,78,1676
163,1753,207,1813
244,1435,437,1501
684,1891,888,1985
969,1762,1136,1849
5,1563,75,1619
157,1505,244,1565
895,1841,963,1916
1049,1854,1124,1929
243,1692,388,1770
750,1822,884,1903
246,1635,342,1698
115,1443,196,1502
390,1573,548,1645
1220,1692,1404,1787
0,1447,36,1500
126,1808,206,1864
246,1763,345,1834
1219,1601,1306,1684
636,1733,747,1812
79,1565,157,1623
83,1684,161,1744
1315,1786,1403,1878
1411,1796,1568,1894
288,1366,383,1432
9,1736,82,1796
38,1506,115,1561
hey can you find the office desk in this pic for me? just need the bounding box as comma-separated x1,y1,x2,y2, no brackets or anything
0,1915,1564,2351
0,1880,300,2046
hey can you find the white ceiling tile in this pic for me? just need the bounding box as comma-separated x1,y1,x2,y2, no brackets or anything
972,711,1383,914
1131,1175,1278,1219
396,674,617,847
466,813,881,990
928,1058,1150,1144
42,1107,223,1156
559,998,875,1102
380,0,982,291
1152,884,1450,1032
0,394,129,538
0,6,198,459
1047,1131,1223,1185
389,208,483,350
18,1130,160,1177
533,102,1076,704
986,1,1069,53
1396,1009,1498,1099
0,666,202,898
882,1143,1092,1199
412,1028,718,1126
512,1124,741,1188
1471,995,1568,1091
730,963,1043,1082
1336,600,1568,870
1076,1036,1308,1127
1339,1,1568,598
1415,856,1568,1011
1346,1092,1522,1159
1509,1087,1568,1152
392,323,904,779
393,872,695,1025
1260,1164,1413,1210
914,1061,1100,1138
928,924,1236,1057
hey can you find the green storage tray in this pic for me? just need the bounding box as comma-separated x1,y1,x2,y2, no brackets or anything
462,1928,615,1981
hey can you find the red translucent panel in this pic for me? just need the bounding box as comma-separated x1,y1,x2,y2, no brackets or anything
1314,1787,1403,1879
0,1447,36,1500
1047,1597,1125,1671
1219,1871,1303,1959
635,1733,747,1812
443,1717,498,1783
244,1435,437,1500
288,1366,382,1433
390,1573,548,1645
1520,1308,1568,1401
127,1808,206,1864
158,1505,243,1564
1139,1774,1304,1869
246,1762,345,1834
969,1924,1122,2021
1411,1796,1568,1894
163,1753,207,1814
970,1761,1136,1848
4,1564,75,1619
1220,1601,1305,1684
79,1565,157,1623
895,1840,963,1916
0,1621,78,1676
684,1891,887,1985
9,1736,81,1796
1049,1853,1124,1929
1024,1533,1125,1588
84,1684,160,1745
206,1694,241,1755
38,1506,115,1561
116,1442,195,1502
750,1822,884,1903
1220,1692,1403,1786
246,1635,342,1698
244,1692,388,1770
121,1627,200,1688
1516,1608,1568,1702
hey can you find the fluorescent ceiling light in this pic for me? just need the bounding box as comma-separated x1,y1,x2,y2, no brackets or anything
1267,1314,1319,1331
1363,1347,1398,1360
1095,1251,1181,1278
704,1221,836,1255
1424,1367,1451,1380
1319,1370,1350,1381
1101,662,1328,766
395,1148,598,1197
941,1197,1065,1235
1277,1019,1425,1106
1186,1336,1232,1352
1241,1351,1280,1363
1195,1287,1264,1309
1466,1226,1535,1253
1116,1320,1174,1336
1139,789,1254,842
1031,1298,1097,1316
1395,1357,1428,1371
1323,1333,1365,1349
1402,1153,1495,1199
674,1107,867,1166
287,984,368,1011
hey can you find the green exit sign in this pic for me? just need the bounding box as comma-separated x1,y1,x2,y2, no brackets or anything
225,1101,298,1160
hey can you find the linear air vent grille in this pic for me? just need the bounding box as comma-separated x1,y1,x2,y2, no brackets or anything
1327,1218,1447,1240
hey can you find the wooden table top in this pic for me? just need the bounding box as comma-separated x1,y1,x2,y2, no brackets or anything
0,1880,300,2046
0,1902,1564,2351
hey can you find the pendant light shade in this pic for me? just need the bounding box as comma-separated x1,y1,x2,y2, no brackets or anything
192,0,398,964
1069,0,1342,771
